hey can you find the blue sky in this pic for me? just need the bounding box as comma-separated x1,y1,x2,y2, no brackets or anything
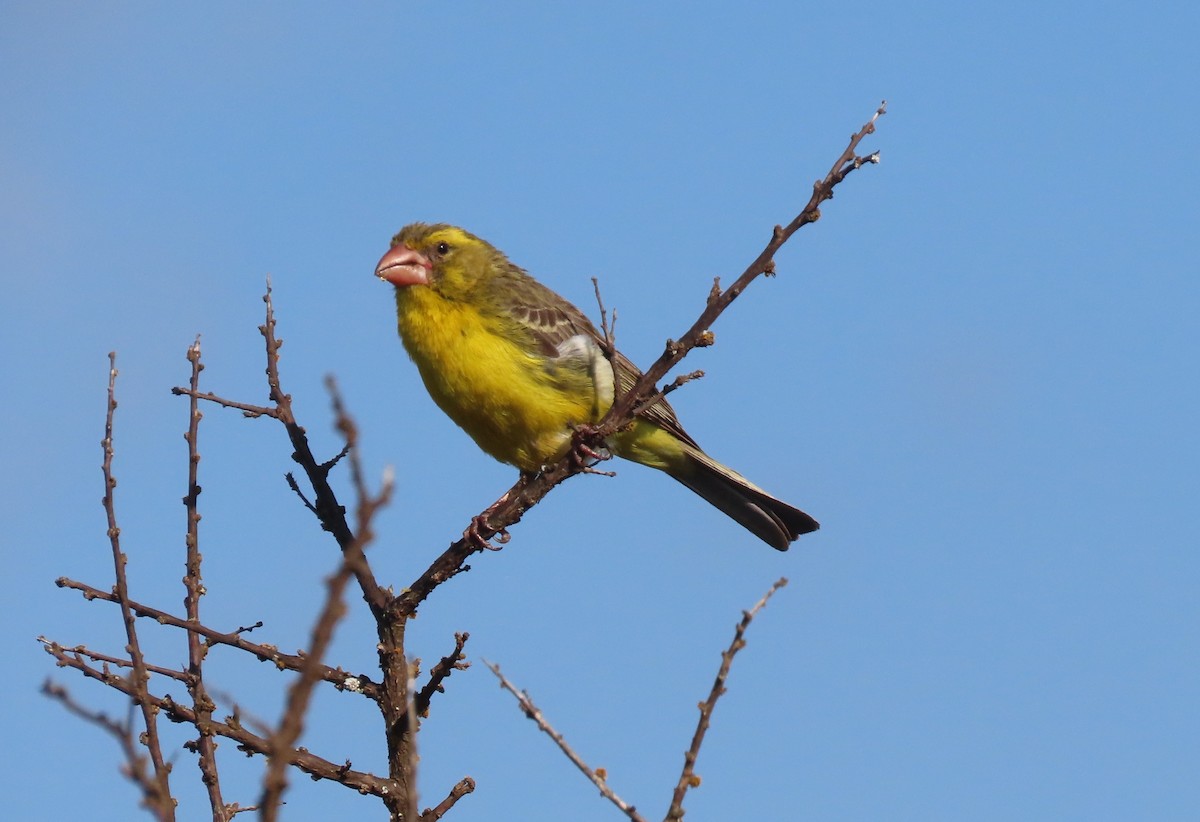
3,2,1197,820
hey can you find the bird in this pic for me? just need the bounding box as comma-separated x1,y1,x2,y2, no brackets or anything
374,223,818,550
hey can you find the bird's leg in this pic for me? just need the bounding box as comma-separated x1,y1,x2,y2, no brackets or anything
465,471,534,550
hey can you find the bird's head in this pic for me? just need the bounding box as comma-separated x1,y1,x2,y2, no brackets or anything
375,223,501,300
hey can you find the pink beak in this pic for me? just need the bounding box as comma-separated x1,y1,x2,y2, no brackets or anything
375,244,432,287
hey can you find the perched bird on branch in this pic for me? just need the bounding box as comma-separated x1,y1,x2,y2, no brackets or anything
375,223,818,550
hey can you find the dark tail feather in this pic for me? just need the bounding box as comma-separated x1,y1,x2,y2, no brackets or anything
670,446,819,551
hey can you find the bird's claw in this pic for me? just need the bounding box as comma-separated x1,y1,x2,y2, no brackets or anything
568,424,614,474
579,463,616,477
466,513,509,551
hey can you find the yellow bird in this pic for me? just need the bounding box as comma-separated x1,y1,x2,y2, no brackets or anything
375,223,818,550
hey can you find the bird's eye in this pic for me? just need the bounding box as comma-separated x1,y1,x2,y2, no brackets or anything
435,242,450,255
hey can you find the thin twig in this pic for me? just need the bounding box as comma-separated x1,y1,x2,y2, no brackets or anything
597,101,887,439
630,370,706,420
168,387,278,419
591,276,621,390
52,578,381,700
666,577,789,820
484,660,648,822
420,777,476,821
101,352,176,820
415,632,471,719
225,803,262,817
180,339,228,819
39,639,191,684
284,472,319,517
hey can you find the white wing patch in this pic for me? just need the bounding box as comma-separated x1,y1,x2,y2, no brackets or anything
556,333,615,415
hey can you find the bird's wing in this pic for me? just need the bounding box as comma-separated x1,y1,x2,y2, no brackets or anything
489,265,700,448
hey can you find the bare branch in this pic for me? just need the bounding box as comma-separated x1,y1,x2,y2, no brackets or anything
259,285,391,619
168,387,278,419
591,276,621,393
176,283,391,617
179,339,229,819
53,578,382,700
421,777,476,821
630,370,706,420
260,376,395,819
44,646,395,797
484,660,648,822
39,638,191,684
101,352,176,820
599,102,887,438
415,632,471,719
41,680,166,811
666,577,789,820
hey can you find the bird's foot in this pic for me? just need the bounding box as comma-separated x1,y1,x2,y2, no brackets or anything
568,424,616,477
465,513,509,551
464,472,536,550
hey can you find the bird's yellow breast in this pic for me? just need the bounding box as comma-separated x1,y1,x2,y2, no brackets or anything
395,287,598,471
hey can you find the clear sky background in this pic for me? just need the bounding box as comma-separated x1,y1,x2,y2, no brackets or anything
3,3,1197,820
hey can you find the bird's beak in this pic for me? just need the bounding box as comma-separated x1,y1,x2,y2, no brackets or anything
375,244,432,287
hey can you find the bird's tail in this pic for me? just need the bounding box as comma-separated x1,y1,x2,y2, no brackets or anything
669,445,819,551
